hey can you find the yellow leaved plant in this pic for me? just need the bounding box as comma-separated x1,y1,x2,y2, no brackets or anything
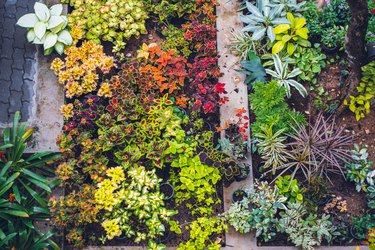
272,13,311,55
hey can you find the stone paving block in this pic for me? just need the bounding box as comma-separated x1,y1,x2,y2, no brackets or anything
0,58,13,81
12,48,25,70
23,58,36,80
4,2,16,14
15,6,28,20
20,103,30,122
0,102,10,123
2,17,15,39
10,69,23,91
22,79,35,102
16,0,29,9
14,27,27,49
0,80,11,103
24,42,36,59
1,38,14,59
9,90,22,113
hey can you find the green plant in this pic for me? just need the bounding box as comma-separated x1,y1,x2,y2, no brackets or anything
149,0,196,21
61,0,148,50
321,25,347,49
227,32,266,59
240,0,289,42
265,54,307,97
351,215,375,240
344,61,375,121
237,51,267,88
275,175,304,203
367,185,375,209
249,80,306,135
255,125,289,175
16,2,72,55
272,12,311,55
161,24,192,57
270,0,307,16
178,217,227,250
293,45,326,84
345,144,374,192
223,196,252,233
95,165,177,244
0,112,60,249
171,155,221,215
247,181,287,241
278,202,336,250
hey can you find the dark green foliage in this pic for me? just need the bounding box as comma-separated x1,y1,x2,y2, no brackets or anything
249,80,306,136
237,52,266,88
0,112,60,249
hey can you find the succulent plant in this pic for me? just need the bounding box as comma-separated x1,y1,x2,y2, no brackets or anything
240,0,289,42
16,3,72,55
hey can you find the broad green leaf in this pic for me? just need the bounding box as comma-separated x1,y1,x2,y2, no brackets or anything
0,209,29,217
50,21,65,34
272,41,285,54
287,12,295,25
27,178,51,192
34,22,47,40
282,35,291,43
22,169,48,183
16,14,38,28
274,24,290,34
287,42,296,55
295,17,306,29
34,2,50,22
296,28,309,40
0,233,17,247
47,16,64,29
267,26,276,42
288,79,307,97
246,2,263,17
50,4,63,16
57,30,73,45
27,29,36,42
252,28,267,41
43,33,57,50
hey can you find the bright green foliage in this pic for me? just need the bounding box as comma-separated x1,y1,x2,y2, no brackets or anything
275,175,304,203
278,202,336,250
265,54,307,97
240,1,289,42
237,51,267,88
367,185,375,209
272,12,311,55
171,155,221,215
250,80,306,136
95,164,177,243
62,0,148,50
148,0,196,21
161,25,191,57
178,217,227,250
147,241,166,250
227,32,266,60
16,3,72,55
255,125,289,175
0,112,60,249
293,46,326,84
345,61,375,121
345,144,374,192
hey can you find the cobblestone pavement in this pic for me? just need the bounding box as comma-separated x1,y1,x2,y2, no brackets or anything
0,0,37,124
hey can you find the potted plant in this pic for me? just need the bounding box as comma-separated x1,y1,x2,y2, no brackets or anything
235,162,250,181
160,182,174,201
321,25,346,52
232,189,247,203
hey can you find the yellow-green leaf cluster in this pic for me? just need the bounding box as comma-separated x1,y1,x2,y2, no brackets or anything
272,13,311,55
344,61,375,121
